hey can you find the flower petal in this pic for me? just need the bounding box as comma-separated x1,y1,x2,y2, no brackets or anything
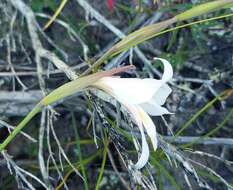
154,57,173,82
151,84,172,105
134,122,150,170
94,77,163,104
140,101,172,116
138,107,158,150
125,105,150,169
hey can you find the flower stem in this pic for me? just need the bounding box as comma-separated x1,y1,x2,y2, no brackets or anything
0,103,42,152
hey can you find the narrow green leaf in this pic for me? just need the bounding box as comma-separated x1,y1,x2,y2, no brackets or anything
71,112,89,190
95,137,109,190
176,0,233,21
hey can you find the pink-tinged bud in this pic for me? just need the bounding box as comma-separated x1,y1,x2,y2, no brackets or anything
107,0,114,12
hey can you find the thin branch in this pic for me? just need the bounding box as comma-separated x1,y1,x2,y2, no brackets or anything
38,109,53,189
107,148,131,190
163,136,233,146
0,120,37,143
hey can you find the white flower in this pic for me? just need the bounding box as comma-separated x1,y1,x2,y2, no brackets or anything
93,58,173,169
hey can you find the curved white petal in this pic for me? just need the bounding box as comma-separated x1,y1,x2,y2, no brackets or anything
154,57,173,82
151,84,172,105
140,101,172,116
125,105,150,169
94,77,163,104
138,107,158,150
126,104,142,125
134,123,150,170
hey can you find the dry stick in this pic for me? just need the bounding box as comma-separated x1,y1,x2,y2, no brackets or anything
7,1,86,185
107,148,131,190
37,13,89,61
0,120,37,143
6,35,27,90
46,111,69,190
2,151,47,189
163,136,233,146
186,150,233,166
6,12,27,90
13,3,51,186
124,128,233,145
0,63,87,77
48,111,83,179
183,171,193,190
38,109,52,189
2,151,36,190
189,158,233,189
158,137,212,189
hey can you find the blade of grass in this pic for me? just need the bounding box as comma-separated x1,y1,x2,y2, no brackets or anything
175,0,233,21
65,139,94,150
157,169,163,190
197,169,220,183
0,104,42,152
175,90,230,137
205,107,233,137
95,136,109,190
71,112,89,190
150,157,181,190
181,107,233,148
55,150,102,190
174,89,233,148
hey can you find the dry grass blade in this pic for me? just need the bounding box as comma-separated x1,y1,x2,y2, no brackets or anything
43,0,68,30
82,0,233,75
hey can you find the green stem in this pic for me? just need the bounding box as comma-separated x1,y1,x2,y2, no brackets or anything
55,150,102,190
181,107,233,148
174,91,227,137
0,66,132,153
151,158,181,190
176,0,233,21
0,103,42,152
95,138,108,190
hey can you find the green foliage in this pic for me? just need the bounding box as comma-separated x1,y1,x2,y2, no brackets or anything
161,52,188,69
150,154,181,190
0,175,15,189
71,113,89,190
30,0,58,12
